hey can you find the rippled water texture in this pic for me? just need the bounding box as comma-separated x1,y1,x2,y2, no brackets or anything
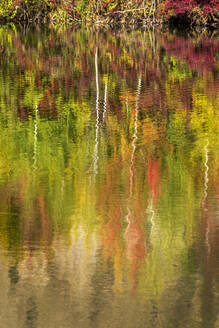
0,26,218,328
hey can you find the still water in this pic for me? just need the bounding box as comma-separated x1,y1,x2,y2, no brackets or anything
0,26,218,328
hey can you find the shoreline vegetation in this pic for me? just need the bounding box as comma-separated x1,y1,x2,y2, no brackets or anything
0,0,218,29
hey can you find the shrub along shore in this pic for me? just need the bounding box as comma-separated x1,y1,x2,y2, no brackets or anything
0,0,218,28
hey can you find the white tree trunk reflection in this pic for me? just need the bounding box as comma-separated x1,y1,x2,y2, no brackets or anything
93,47,100,176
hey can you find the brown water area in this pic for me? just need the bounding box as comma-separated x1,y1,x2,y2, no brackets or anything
0,26,218,328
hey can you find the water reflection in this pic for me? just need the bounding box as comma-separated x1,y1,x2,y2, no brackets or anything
33,105,38,178
125,74,144,290
93,46,100,176
0,25,218,327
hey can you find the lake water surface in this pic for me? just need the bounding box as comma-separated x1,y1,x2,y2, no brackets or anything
0,26,218,328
